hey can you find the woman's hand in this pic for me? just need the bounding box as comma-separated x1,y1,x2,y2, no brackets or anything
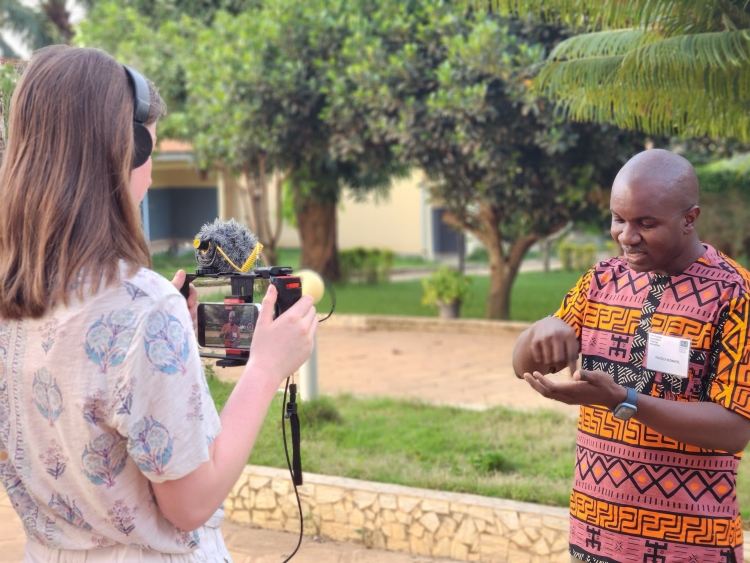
171,270,197,327
246,285,317,384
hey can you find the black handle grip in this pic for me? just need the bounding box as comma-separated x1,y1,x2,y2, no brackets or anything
180,274,197,299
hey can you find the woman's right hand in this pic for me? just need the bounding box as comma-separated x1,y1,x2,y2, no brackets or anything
246,285,317,384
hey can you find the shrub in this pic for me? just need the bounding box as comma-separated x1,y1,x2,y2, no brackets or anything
470,451,515,474
421,267,472,307
300,397,344,427
559,242,598,271
339,248,394,284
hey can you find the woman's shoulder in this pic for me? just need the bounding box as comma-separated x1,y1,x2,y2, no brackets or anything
118,263,180,304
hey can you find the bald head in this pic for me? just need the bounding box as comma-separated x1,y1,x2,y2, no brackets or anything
610,149,705,275
614,149,699,212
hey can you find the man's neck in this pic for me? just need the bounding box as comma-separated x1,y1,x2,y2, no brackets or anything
652,239,706,277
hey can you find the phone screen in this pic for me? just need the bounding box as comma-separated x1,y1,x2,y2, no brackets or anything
197,303,259,350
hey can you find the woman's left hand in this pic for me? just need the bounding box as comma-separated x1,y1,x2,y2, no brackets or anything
171,269,198,327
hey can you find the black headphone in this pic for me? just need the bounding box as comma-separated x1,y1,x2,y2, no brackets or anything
123,65,153,169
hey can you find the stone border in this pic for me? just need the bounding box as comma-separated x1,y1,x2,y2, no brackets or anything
310,314,531,336
225,465,570,563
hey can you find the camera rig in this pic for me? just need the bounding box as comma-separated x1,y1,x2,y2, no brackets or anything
180,225,306,561
180,265,302,367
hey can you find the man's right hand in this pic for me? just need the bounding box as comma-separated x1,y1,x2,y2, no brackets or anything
513,317,579,377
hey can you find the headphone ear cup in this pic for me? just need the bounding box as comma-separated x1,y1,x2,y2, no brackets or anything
133,122,153,169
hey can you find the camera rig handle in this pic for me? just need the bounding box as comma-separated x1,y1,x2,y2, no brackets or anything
179,274,197,299
179,271,259,300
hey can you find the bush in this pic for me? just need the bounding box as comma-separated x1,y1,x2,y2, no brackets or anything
421,266,472,307
299,397,343,427
467,246,489,262
558,242,598,271
605,240,621,257
339,248,394,284
470,451,515,474
558,242,575,271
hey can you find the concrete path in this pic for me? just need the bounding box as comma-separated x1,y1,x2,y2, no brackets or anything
210,323,578,415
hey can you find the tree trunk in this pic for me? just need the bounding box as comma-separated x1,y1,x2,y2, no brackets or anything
485,234,538,320
237,164,284,269
297,200,340,280
262,246,278,269
42,0,74,43
542,239,550,273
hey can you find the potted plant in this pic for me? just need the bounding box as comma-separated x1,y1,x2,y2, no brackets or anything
421,266,472,319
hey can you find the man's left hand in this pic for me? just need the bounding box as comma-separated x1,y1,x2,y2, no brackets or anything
523,369,627,410
171,269,198,327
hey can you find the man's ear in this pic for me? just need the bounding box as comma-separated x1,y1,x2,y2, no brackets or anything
683,205,700,234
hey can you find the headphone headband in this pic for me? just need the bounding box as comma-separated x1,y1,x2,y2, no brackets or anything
123,65,153,168
123,65,150,124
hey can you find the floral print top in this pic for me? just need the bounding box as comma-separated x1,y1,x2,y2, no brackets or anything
0,263,222,552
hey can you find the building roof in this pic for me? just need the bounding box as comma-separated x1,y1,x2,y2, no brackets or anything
157,139,193,153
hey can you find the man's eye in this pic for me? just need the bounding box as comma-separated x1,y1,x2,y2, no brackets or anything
612,218,624,224
640,223,655,229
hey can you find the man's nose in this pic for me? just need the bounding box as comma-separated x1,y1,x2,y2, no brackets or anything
618,222,642,247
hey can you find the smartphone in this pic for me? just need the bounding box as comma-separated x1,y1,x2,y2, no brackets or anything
197,303,260,350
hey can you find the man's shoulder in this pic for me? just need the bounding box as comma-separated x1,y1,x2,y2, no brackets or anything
694,245,750,299
593,256,628,272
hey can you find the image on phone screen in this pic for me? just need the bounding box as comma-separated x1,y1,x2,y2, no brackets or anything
198,303,259,350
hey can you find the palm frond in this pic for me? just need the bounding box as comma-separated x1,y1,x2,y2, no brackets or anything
631,30,750,70
0,34,18,58
471,1,748,35
537,27,750,140
549,29,661,59
543,72,750,140
0,0,56,50
546,29,750,87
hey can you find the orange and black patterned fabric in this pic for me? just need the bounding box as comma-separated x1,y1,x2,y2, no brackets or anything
555,244,750,563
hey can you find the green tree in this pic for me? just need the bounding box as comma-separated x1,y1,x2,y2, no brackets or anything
79,0,400,278
338,2,647,319
464,1,750,142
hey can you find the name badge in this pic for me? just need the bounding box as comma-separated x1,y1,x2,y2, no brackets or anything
645,333,691,378
232,332,238,339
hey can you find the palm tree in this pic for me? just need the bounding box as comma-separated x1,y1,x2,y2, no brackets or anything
0,0,59,57
472,1,750,141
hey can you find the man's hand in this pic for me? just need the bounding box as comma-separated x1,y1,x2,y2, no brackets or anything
513,317,580,377
171,269,197,327
523,369,627,410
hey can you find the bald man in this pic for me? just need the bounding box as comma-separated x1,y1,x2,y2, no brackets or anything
513,150,750,562
219,310,240,348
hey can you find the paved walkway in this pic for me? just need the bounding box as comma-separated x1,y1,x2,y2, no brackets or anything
211,323,578,415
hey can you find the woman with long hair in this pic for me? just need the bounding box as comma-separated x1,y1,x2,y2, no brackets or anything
0,45,317,562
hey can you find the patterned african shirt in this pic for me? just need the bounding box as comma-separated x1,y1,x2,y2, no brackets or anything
0,263,222,553
556,244,749,563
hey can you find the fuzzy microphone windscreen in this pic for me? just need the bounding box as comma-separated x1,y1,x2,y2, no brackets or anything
194,218,260,273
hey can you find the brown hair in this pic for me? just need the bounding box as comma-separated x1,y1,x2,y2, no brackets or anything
0,45,166,319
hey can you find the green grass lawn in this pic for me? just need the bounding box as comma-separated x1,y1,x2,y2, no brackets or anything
208,377,577,507
207,377,750,521
203,270,582,322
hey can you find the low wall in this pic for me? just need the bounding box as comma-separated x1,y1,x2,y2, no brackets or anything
225,465,571,563
225,465,750,562
311,314,531,336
